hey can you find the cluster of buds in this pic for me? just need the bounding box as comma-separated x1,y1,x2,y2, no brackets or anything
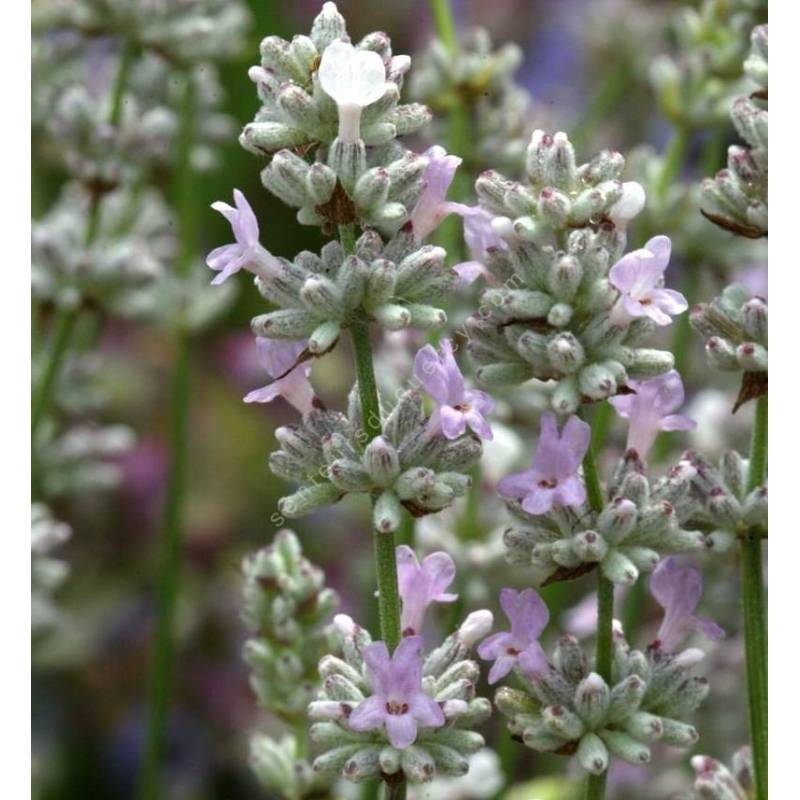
241,529,339,719
250,733,330,800
270,387,481,525
251,229,454,348
32,0,250,65
701,25,768,239
409,28,532,173
496,631,710,776
679,450,767,553
686,747,754,799
32,184,173,313
466,131,685,413
31,504,72,635
504,449,709,587
650,0,767,130
241,2,430,235
690,283,767,409
308,611,492,786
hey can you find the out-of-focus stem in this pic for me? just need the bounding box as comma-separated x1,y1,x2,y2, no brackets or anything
582,438,612,800
655,127,690,202
137,72,197,800
741,395,768,799
429,0,458,52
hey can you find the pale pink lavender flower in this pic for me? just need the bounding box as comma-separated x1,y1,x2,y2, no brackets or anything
650,557,725,651
477,588,549,684
207,190,282,285
449,205,506,285
608,370,696,460
609,235,687,326
348,635,445,748
396,545,457,637
318,40,386,144
244,337,314,415
410,146,463,241
496,412,590,515
607,181,646,230
414,339,495,441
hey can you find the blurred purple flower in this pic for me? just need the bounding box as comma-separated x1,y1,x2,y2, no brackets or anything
449,204,506,285
414,338,495,440
349,635,444,748
608,370,696,460
478,588,549,684
497,412,589,515
410,145,463,241
734,264,768,299
650,557,725,651
244,337,314,415
609,235,687,326
207,189,282,285
396,545,457,637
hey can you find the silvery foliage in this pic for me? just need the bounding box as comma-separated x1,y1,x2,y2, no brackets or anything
242,530,339,799
32,504,72,635
409,28,532,173
684,747,754,799
503,449,709,587
240,2,431,236
650,0,767,129
32,183,175,314
309,615,491,785
700,25,768,239
690,283,767,410
466,132,675,413
680,450,767,554
32,0,250,65
270,387,480,527
495,632,709,776
252,229,454,350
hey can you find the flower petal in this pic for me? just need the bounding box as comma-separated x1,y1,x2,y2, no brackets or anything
348,695,385,732
440,405,467,440
384,713,418,749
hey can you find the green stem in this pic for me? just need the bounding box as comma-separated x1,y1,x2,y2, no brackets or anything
655,127,690,202
137,73,197,800
582,440,613,800
428,0,458,52
741,395,767,798
571,61,632,153
31,307,79,439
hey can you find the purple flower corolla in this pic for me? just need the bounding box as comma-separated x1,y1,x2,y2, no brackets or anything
477,588,549,684
207,190,282,285
244,337,314,415
414,339,495,441
396,545,457,637
410,146,463,241
496,412,590,515
609,235,687,326
649,557,725,651
348,635,445,748
609,370,696,460
449,205,507,285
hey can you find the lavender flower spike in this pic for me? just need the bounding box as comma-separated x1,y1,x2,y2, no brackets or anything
409,146,463,241
414,338,495,441
396,545,457,637
609,370,696,460
650,557,725,651
609,235,688,326
244,337,315,415
497,412,590,515
348,635,445,749
207,189,282,285
318,40,386,144
478,588,549,684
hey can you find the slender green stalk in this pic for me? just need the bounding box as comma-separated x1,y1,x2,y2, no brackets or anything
137,73,197,800
740,395,767,799
655,127,690,202
350,320,383,442
590,402,614,455
428,0,458,52
582,439,613,800
571,61,633,153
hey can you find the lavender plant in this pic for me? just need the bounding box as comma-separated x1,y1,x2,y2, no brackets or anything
202,4,767,800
